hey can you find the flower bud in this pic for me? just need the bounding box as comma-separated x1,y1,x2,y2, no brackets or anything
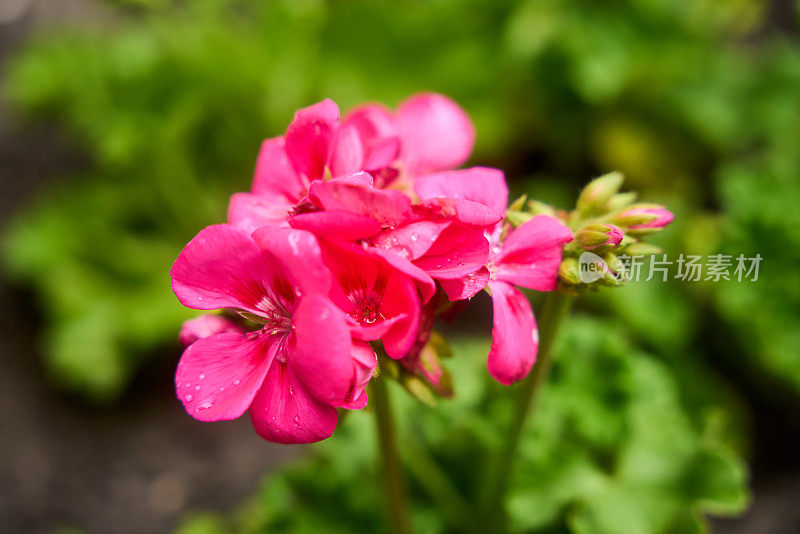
575,223,624,251
611,205,673,230
558,257,581,285
576,171,624,216
606,191,637,212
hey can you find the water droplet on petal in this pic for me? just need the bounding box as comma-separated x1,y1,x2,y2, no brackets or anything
184,394,194,402
410,232,419,242
199,373,206,380
195,385,201,391
233,379,241,386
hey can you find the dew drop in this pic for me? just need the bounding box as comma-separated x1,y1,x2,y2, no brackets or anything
184,394,194,402
197,401,213,411
199,373,206,380
195,385,201,391
233,379,241,386
219,386,225,392
410,232,419,242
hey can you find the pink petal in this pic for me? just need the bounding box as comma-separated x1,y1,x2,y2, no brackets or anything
343,103,397,146
227,192,292,233
250,226,331,296
396,93,475,175
175,331,277,422
285,99,340,182
487,281,538,386
371,248,437,303
372,219,452,261
179,315,243,346
413,224,490,279
329,121,365,177
379,272,422,358
339,341,377,410
495,215,573,291
417,197,503,227
439,267,490,301
289,294,359,406
171,224,277,312
251,136,307,203
343,103,400,170
330,170,375,187
289,211,382,241
309,180,412,227
349,314,405,342
414,167,508,216
364,137,401,170
249,358,338,444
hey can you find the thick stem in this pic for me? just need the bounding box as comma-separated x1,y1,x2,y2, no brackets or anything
372,375,412,534
479,291,572,531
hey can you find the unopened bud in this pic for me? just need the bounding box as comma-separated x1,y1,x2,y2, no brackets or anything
575,223,624,251
611,204,673,231
506,210,532,227
577,171,624,215
558,257,581,285
527,200,558,217
606,191,638,212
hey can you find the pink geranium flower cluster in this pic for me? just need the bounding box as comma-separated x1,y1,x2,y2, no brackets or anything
171,94,573,444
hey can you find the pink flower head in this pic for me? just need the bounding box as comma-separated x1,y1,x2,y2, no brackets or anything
171,224,375,444
229,94,476,232
620,207,674,230
421,164,572,385
229,100,383,232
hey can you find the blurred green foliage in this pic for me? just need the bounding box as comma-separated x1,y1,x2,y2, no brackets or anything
175,326,747,533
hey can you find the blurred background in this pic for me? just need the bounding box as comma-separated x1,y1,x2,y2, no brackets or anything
1,0,799,532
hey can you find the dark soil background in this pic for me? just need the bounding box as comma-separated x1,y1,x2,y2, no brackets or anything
0,2,797,533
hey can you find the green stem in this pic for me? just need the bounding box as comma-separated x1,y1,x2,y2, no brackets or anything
402,430,473,528
479,291,572,531
372,375,412,534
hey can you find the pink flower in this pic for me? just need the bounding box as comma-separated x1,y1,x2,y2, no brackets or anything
439,216,572,385
482,216,573,385
170,224,376,444
228,100,375,232
229,93,476,232
408,167,572,385
319,238,432,359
